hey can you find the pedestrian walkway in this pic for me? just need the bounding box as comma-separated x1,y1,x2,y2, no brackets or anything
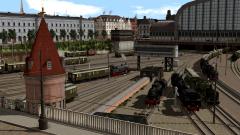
0,108,104,135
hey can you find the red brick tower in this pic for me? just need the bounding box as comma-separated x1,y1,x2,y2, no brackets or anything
24,15,66,114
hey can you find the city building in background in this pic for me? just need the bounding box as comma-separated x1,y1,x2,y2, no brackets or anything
94,14,132,40
0,1,95,44
130,17,138,40
137,16,158,39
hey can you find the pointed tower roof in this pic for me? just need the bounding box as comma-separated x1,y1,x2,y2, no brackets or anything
24,18,65,76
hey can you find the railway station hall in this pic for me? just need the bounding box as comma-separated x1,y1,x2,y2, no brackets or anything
150,0,240,50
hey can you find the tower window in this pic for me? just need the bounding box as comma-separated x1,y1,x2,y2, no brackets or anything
47,60,52,70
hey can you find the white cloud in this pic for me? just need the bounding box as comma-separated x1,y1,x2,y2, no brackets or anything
133,6,180,16
26,0,103,17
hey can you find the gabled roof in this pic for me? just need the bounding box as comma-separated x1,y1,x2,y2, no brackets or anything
24,18,65,76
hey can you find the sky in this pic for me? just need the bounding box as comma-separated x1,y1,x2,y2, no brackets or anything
0,0,191,19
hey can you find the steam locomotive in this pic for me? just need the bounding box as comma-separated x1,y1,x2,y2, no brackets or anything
145,79,166,106
171,73,201,112
184,68,219,106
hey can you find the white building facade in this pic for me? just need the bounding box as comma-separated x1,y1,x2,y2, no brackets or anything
0,12,95,44
94,15,132,39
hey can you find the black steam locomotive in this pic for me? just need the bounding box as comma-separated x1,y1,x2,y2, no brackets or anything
145,80,166,106
184,68,220,106
171,73,201,112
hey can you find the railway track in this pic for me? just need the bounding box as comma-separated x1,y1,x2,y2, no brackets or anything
74,72,138,98
231,62,240,80
77,82,134,113
66,58,163,71
187,111,215,135
67,72,138,113
232,61,240,80
209,106,240,135
217,81,240,105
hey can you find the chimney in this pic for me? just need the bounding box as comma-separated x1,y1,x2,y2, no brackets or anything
143,16,146,19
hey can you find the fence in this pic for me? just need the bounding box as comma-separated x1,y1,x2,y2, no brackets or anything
1,98,194,135
44,106,194,135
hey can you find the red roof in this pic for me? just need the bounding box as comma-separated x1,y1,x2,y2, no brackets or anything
24,18,65,76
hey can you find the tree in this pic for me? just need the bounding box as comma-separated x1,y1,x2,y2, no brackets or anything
50,29,56,39
106,39,112,52
60,29,66,41
69,29,77,40
94,31,99,39
8,29,16,42
88,29,94,39
27,29,35,44
1,30,8,43
78,29,84,41
101,30,107,40
8,29,16,61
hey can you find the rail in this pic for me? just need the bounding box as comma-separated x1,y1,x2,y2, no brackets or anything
182,106,215,135
209,106,240,135
0,98,194,135
232,61,240,80
217,80,240,104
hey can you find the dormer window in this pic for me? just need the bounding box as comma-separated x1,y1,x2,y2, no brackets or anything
47,60,52,70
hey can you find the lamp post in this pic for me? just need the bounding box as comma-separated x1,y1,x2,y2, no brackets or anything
38,51,48,130
212,62,217,124
107,52,110,80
